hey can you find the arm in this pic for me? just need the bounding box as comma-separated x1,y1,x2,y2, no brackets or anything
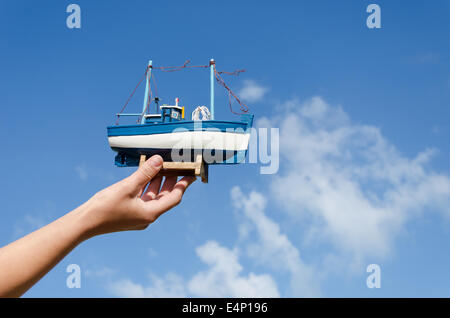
0,155,195,297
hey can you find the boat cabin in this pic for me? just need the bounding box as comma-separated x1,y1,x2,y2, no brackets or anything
144,98,185,124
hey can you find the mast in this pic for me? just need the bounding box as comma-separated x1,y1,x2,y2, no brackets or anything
209,59,215,120
140,60,153,124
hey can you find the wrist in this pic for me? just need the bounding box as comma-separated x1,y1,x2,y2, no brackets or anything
69,199,100,242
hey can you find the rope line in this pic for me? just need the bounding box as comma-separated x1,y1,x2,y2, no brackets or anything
152,73,159,97
214,66,249,114
218,69,245,76
116,61,249,124
153,60,208,72
115,65,151,125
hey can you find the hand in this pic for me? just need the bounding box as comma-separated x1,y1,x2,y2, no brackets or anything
0,154,196,297
81,155,196,237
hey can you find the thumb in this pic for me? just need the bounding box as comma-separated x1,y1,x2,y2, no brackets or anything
130,155,163,188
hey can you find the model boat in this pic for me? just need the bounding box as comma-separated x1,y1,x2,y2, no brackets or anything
107,59,253,181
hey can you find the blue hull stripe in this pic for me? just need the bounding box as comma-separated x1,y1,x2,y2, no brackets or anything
107,119,252,137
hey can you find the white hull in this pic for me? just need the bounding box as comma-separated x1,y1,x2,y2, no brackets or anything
108,131,250,151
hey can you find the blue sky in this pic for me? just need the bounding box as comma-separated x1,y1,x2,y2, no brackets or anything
0,0,449,297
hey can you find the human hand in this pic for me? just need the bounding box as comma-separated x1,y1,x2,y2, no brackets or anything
0,154,196,297
80,155,196,237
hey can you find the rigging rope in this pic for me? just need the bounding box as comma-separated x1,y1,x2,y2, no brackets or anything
116,65,151,125
116,61,249,124
218,69,245,76
153,60,208,72
213,66,249,114
152,73,159,97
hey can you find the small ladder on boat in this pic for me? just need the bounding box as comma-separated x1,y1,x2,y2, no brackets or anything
139,154,208,183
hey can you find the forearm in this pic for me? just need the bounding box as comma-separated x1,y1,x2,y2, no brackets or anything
0,204,93,297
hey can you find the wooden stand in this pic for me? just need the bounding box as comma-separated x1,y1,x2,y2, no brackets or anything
139,154,208,183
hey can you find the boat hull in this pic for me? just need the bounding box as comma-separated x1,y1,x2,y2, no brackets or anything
107,117,253,166
112,147,248,166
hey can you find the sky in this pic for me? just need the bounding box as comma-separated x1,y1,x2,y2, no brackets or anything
0,0,449,297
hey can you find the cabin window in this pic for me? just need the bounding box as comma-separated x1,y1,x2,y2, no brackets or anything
171,110,180,120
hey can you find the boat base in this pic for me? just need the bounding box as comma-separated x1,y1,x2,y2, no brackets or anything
113,148,246,166
139,154,208,183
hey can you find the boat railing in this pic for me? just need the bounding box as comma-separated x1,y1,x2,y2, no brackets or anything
116,104,184,123
116,113,142,117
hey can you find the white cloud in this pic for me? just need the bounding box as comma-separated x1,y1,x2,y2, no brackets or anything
109,273,187,298
260,96,450,266
416,52,440,64
231,187,320,297
109,279,147,297
147,247,158,258
238,80,268,102
84,267,116,278
109,241,279,298
431,125,441,135
188,241,280,297
75,164,88,181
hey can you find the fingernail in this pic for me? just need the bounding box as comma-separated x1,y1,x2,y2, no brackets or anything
149,155,163,168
